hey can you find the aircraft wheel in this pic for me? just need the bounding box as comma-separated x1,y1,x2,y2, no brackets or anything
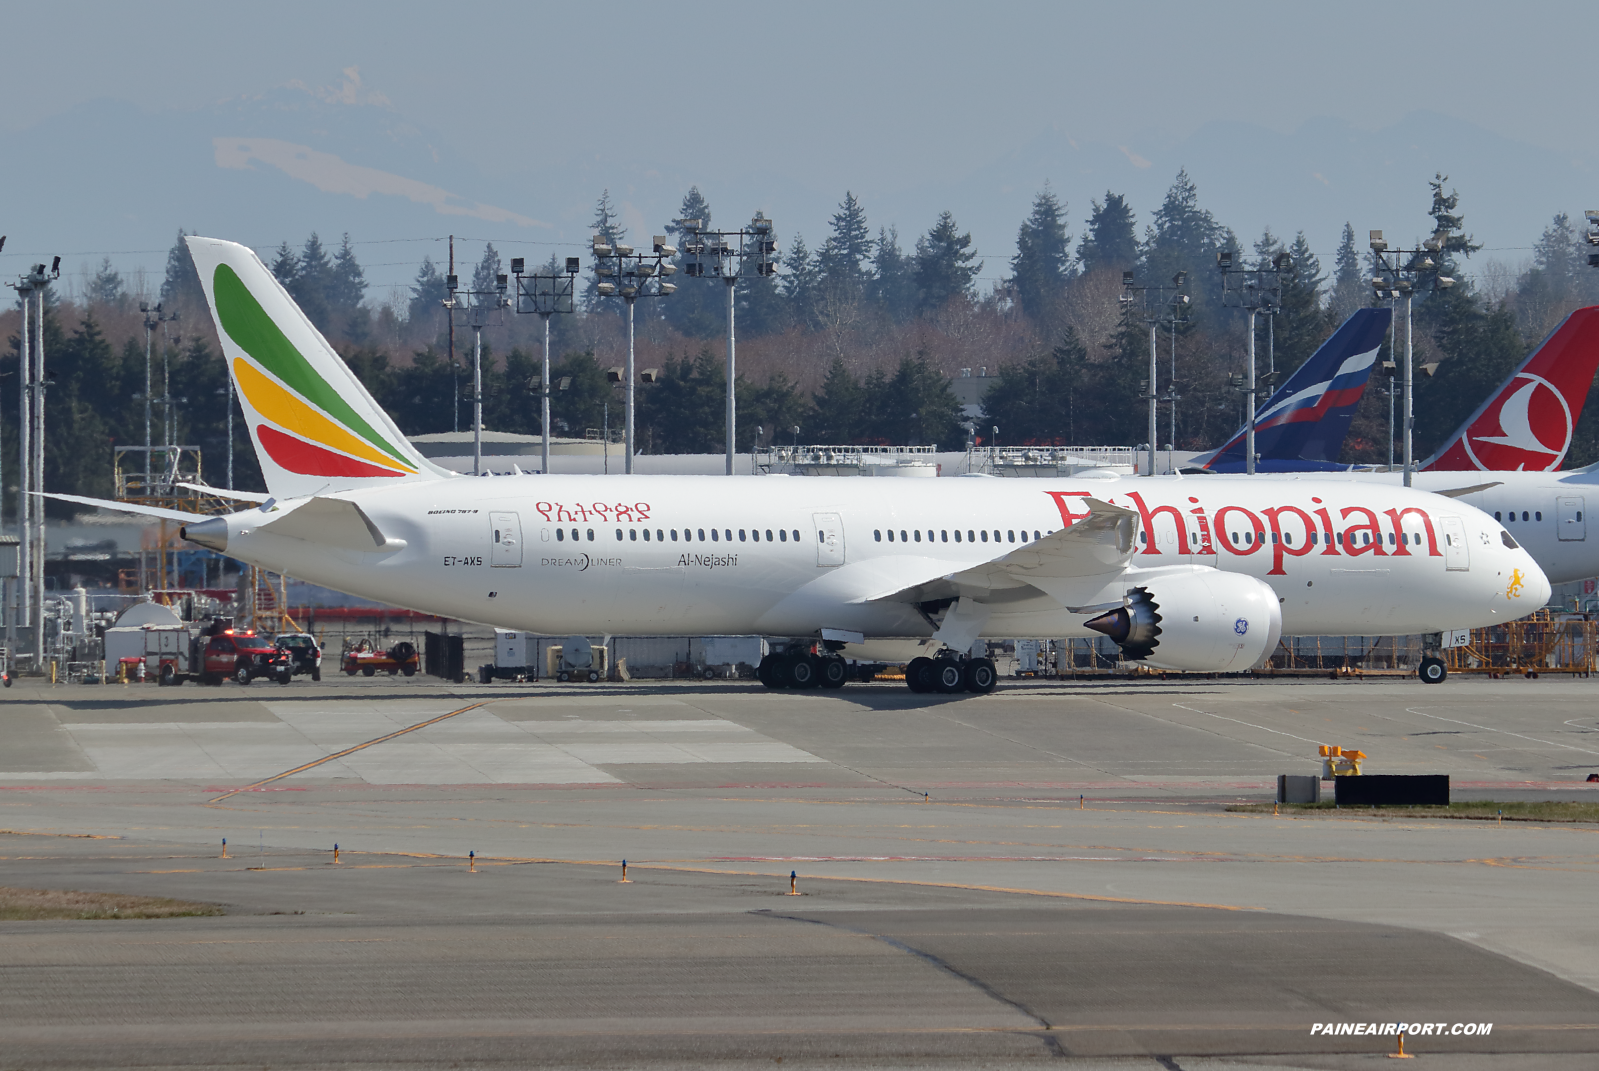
963,657,998,694
819,656,848,689
787,654,820,689
1418,657,1447,685
932,659,965,694
756,654,782,689
905,656,935,693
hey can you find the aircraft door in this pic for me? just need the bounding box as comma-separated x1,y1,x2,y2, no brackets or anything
814,512,845,567
490,511,523,567
1558,496,1585,541
1439,514,1469,571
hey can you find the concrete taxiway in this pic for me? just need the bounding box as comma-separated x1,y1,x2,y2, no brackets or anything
3,674,1599,1068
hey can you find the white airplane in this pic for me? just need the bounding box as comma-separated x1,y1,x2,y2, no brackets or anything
46,238,1551,692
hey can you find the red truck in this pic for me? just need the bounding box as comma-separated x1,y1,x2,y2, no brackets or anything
199,630,294,686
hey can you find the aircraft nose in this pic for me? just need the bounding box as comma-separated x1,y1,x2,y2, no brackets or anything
1522,554,1553,609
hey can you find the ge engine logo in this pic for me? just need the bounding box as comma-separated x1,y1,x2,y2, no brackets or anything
1234,618,1249,635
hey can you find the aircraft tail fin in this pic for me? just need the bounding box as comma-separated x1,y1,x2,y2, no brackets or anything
1202,307,1390,472
1422,306,1599,472
185,237,452,500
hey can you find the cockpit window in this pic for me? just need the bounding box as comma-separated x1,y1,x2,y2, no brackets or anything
1501,531,1519,550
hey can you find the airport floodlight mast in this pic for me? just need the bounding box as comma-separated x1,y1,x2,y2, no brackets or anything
510,256,582,475
444,272,511,476
139,301,178,494
9,256,58,663
590,234,678,474
1216,250,1293,476
1120,270,1189,475
677,214,779,475
1368,228,1455,488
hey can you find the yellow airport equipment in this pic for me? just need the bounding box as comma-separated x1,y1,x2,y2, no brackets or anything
1319,745,1365,778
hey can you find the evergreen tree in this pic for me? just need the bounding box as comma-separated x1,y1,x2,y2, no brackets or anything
471,243,503,300
738,373,810,452
1272,231,1328,376
980,328,1089,443
1252,226,1282,268
780,235,819,327
586,189,627,311
638,350,725,453
1142,170,1232,315
158,229,205,310
1011,184,1072,324
810,358,868,443
1329,222,1365,322
1077,192,1138,276
871,226,917,324
735,224,789,338
816,192,874,285
288,233,333,331
663,187,724,339
408,256,448,334
913,211,982,313
88,257,126,308
880,355,962,447
270,242,300,287
1516,213,1583,339
329,233,367,315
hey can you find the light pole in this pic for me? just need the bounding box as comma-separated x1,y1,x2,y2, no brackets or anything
9,257,57,661
590,235,677,474
444,273,510,476
138,301,177,495
678,214,778,474
1368,229,1454,487
1120,270,1189,475
510,256,581,475
1216,250,1292,476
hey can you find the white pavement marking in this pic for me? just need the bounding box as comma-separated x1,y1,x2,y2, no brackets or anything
7,705,826,784
1406,706,1599,759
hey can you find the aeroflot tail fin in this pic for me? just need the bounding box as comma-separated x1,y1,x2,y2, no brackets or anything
1201,307,1390,472
1422,306,1599,472
185,237,452,500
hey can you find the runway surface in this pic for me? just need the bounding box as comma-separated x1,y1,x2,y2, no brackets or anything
4,673,1599,1068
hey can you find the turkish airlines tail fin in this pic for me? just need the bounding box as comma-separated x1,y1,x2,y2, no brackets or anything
185,237,451,500
1201,307,1390,472
1422,306,1599,472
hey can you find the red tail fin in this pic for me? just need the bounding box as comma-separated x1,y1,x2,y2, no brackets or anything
1422,306,1599,471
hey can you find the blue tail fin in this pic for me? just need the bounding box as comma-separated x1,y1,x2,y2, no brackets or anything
1202,307,1391,472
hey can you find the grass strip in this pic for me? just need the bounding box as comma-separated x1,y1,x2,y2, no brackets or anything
0,886,224,920
1228,800,1599,823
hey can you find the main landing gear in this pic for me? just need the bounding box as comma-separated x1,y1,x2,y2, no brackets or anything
905,655,997,695
758,649,849,690
1418,656,1447,685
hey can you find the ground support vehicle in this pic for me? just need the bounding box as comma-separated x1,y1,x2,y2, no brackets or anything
478,630,536,684
276,632,323,681
199,630,294,686
342,639,418,677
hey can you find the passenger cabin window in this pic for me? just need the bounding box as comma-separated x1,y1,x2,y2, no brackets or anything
739,529,746,541
698,529,706,541
980,530,988,542
556,528,565,541
1007,530,1015,543
955,530,962,542
1535,511,1542,521
941,530,948,542
711,529,719,541
1494,511,1502,521
779,529,787,542
587,528,595,541
914,530,921,542
1522,511,1529,522
901,530,908,542
766,529,774,541
874,529,882,542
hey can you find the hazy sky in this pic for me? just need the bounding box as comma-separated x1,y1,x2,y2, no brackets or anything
2,2,1594,296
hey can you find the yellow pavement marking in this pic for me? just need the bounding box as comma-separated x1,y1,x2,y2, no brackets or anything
205,700,495,804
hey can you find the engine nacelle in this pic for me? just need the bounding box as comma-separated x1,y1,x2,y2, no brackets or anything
1084,570,1283,672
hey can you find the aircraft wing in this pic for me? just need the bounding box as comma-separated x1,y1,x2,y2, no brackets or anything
177,481,272,504
37,492,210,524
861,497,1139,606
